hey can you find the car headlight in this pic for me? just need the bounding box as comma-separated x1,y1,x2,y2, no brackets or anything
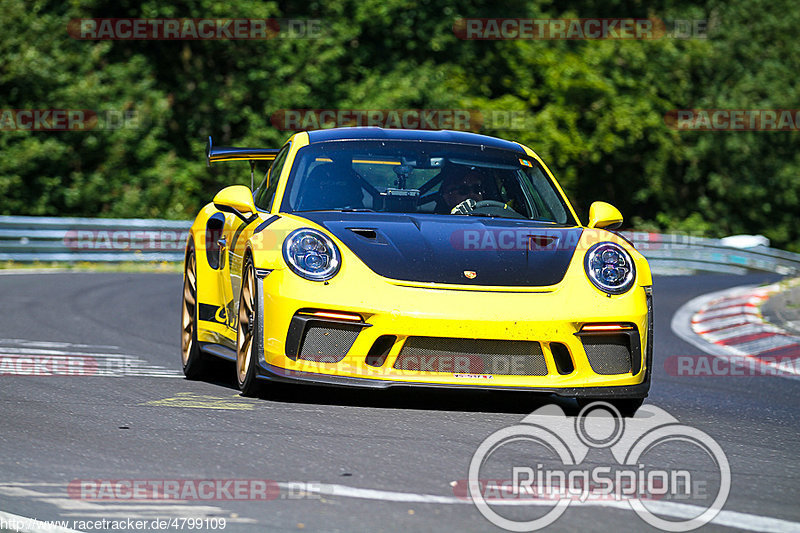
283,228,341,281
584,242,635,295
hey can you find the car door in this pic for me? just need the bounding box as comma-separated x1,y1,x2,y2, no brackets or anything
223,142,292,332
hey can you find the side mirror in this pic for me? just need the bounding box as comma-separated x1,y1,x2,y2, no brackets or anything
587,201,623,230
213,185,256,216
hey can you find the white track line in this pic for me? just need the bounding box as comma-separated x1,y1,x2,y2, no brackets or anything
0,340,182,378
693,306,759,320
692,316,755,331
0,338,120,350
0,484,256,525
0,269,72,276
700,324,779,343
0,348,147,357
281,482,800,532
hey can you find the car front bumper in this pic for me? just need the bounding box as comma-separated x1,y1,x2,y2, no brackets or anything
254,265,653,397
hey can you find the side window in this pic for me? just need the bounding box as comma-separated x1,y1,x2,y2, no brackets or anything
524,167,568,223
255,143,291,211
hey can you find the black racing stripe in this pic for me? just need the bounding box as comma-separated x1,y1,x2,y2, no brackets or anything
253,215,280,234
230,213,261,251
198,303,224,324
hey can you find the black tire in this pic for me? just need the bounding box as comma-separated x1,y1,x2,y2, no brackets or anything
236,256,262,397
181,242,212,379
576,397,645,418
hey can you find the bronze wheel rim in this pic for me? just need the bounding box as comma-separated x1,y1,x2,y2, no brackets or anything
237,263,256,385
181,251,197,366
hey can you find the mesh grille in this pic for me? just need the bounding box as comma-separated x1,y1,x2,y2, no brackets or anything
583,336,632,375
298,324,359,363
395,337,547,376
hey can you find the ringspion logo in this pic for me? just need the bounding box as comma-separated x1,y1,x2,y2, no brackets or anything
468,403,729,531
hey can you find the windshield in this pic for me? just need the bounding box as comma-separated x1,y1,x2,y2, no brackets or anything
281,140,576,224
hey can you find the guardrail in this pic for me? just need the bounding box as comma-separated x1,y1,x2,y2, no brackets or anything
621,232,800,276
1,215,799,275
0,215,190,262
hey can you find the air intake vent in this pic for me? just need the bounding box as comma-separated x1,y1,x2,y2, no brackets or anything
205,214,225,270
582,335,632,375
297,324,360,363
549,342,574,375
366,335,396,367
395,337,547,376
348,228,378,240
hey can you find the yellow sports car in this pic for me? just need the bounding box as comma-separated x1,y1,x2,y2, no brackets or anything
181,128,652,414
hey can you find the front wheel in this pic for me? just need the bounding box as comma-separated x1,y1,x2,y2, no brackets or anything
236,256,262,396
181,242,211,379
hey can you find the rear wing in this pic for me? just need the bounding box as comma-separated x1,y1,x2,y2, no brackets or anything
206,136,279,188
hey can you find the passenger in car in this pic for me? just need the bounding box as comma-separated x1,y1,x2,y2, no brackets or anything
296,163,364,211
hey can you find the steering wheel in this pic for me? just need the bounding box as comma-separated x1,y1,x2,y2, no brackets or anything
477,200,527,219
474,200,508,210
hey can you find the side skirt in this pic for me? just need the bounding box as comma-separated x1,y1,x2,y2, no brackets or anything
199,342,237,362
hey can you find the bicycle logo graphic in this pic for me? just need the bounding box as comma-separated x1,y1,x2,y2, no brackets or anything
468,402,730,532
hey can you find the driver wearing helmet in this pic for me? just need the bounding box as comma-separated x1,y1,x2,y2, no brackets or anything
436,166,485,214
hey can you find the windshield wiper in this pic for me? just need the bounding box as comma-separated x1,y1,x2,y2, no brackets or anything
295,208,375,213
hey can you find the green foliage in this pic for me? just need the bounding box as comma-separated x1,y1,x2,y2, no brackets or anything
2,0,799,251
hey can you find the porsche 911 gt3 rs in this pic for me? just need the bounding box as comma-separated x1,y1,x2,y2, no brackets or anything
181,127,653,413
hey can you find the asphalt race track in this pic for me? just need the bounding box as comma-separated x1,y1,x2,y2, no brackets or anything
1,272,799,533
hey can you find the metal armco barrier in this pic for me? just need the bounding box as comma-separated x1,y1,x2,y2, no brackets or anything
1,215,799,275
0,215,191,262
620,232,800,276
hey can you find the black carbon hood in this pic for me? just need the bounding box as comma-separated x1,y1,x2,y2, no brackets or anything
295,212,584,287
